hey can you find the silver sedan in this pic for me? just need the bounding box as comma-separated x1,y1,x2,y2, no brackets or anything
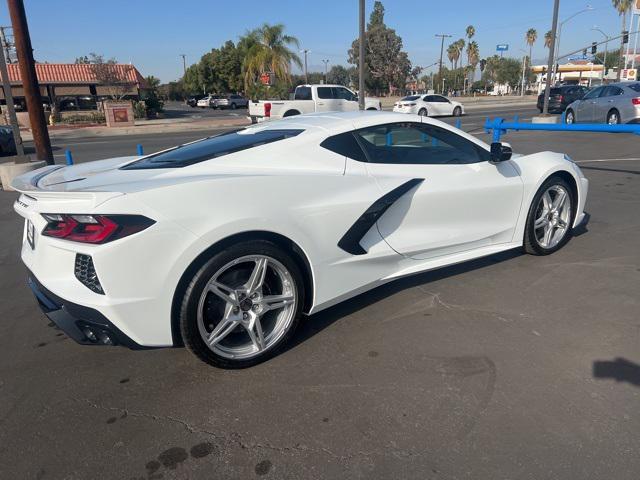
565,82,640,124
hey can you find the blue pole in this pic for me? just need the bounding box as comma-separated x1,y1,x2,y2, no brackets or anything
137,144,144,156
65,150,73,165
455,119,462,129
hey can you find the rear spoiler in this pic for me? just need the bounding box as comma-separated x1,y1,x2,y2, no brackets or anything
11,165,64,192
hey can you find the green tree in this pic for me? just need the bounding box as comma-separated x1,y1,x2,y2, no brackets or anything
241,23,302,92
348,1,412,94
466,41,480,85
143,75,164,115
612,0,633,79
482,56,522,90
327,65,350,85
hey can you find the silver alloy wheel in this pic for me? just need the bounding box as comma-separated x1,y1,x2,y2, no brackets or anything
533,185,572,249
418,108,428,116
196,255,297,360
607,111,620,124
565,111,575,124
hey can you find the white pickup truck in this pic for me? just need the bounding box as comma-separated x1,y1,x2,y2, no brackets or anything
249,84,382,123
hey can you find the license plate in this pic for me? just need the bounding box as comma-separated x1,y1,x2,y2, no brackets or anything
26,219,35,250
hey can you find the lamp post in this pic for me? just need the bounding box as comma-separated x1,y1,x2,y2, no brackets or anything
554,5,594,75
591,26,609,80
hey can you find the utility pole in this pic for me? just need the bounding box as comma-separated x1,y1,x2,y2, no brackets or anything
358,0,365,110
180,54,186,76
301,49,310,83
0,33,24,158
0,26,14,63
7,0,53,164
542,0,560,116
435,34,452,95
322,59,329,83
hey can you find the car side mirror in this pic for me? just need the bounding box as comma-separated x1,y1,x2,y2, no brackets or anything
490,142,512,163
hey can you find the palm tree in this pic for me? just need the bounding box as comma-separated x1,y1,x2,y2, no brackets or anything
447,44,456,69
466,40,480,86
455,39,465,69
242,23,302,91
526,28,538,68
465,26,476,67
544,30,554,50
612,0,633,80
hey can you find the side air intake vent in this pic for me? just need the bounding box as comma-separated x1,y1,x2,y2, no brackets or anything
74,254,104,294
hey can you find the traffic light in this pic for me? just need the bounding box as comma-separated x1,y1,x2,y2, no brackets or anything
479,59,487,72
623,30,629,44
591,42,597,55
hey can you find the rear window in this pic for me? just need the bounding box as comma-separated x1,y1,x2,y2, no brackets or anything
627,83,640,92
121,129,303,169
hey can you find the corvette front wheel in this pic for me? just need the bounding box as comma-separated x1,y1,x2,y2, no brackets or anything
523,176,575,255
179,241,303,368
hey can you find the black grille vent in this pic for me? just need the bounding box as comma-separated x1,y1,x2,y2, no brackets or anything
74,254,104,294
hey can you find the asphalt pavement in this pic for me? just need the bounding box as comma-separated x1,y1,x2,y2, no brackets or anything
1,104,639,479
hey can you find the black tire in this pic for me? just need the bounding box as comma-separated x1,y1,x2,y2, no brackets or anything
283,110,300,117
538,107,543,113
418,108,428,117
523,176,576,256
230,103,237,110
179,240,304,368
565,109,575,124
453,106,462,117
366,107,377,111
607,109,621,125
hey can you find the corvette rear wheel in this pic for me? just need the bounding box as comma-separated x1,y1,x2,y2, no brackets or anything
523,176,575,255
179,241,303,368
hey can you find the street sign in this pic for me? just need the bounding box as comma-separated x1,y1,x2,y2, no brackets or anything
625,69,637,81
496,44,509,52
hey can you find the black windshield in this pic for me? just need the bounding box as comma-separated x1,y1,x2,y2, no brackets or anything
121,129,304,169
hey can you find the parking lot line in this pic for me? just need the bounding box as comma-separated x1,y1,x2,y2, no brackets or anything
576,157,640,163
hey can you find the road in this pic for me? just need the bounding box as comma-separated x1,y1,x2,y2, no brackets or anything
1,104,639,479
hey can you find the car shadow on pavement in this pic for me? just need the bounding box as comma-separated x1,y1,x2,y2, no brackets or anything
593,358,640,387
288,248,523,352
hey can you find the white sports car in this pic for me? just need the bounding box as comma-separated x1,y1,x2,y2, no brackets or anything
393,94,464,117
12,112,588,368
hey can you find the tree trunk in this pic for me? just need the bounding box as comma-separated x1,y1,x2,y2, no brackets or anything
618,12,626,81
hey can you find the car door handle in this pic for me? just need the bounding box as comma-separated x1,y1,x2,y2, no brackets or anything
317,102,324,106
608,100,614,103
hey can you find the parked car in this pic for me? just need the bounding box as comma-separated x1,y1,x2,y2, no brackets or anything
565,82,640,124
186,95,205,108
216,94,249,110
197,95,222,108
249,84,381,123
537,85,589,114
12,111,588,368
0,126,17,156
393,94,464,117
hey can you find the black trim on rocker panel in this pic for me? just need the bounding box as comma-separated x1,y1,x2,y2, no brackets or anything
337,178,424,255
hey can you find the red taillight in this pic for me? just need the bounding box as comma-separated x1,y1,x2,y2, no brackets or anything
41,214,154,244
558,95,563,102
632,97,640,105
264,102,271,117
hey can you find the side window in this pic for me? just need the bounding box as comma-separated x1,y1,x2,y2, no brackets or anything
434,96,450,103
335,87,357,101
320,132,367,162
424,95,436,102
353,123,489,165
294,87,312,100
583,87,604,100
317,87,333,99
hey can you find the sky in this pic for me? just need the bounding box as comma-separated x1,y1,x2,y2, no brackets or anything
0,0,633,83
